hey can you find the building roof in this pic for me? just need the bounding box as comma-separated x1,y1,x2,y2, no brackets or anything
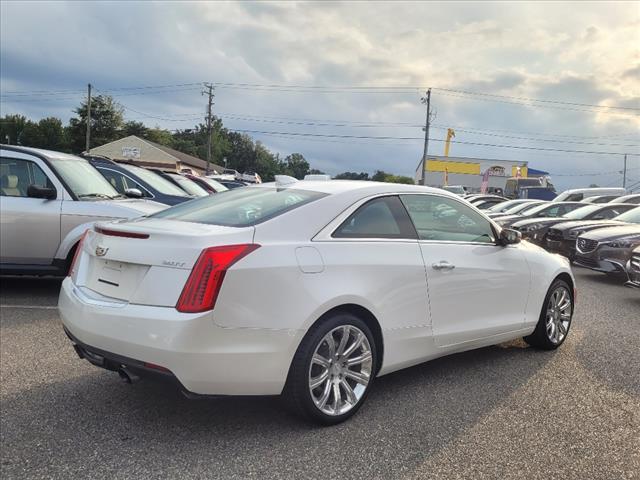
528,167,550,176
89,135,225,173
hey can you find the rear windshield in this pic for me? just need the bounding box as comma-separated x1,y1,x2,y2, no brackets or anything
150,187,327,226
121,164,189,197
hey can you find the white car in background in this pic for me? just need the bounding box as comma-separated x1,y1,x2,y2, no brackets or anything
58,178,575,424
0,146,167,276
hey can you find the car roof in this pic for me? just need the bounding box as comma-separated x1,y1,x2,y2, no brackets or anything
252,179,456,197
1,144,85,161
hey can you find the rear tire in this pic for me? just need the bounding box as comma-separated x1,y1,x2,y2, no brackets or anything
284,312,377,425
524,279,573,350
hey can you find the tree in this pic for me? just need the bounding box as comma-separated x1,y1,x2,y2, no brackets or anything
334,171,369,180
284,153,310,179
371,170,388,182
384,174,414,184
0,114,29,146
68,94,124,152
121,121,148,138
308,168,325,175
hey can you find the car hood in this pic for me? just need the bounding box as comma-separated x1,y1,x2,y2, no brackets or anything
580,224,640,241
90,198,168,217
495,214,522,223
511,217,561,228
552,220,624,232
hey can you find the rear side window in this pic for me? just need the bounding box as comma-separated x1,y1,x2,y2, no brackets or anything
151,187,326,227
333,196,416,239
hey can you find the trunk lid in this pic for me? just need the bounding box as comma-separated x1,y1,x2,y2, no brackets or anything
73,218,255,306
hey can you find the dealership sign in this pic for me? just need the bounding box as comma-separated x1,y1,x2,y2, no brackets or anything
122,146,141,159
486,166,506,176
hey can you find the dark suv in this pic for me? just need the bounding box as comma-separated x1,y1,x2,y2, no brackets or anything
86,157,194,206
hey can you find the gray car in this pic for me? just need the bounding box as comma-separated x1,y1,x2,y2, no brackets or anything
0,145,167,276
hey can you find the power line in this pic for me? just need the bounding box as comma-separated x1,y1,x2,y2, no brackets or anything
228,127,640,156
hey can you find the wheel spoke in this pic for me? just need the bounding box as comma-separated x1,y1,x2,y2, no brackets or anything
325,333,336,358
312,354,330,369
558,322,567,336
560,313,571,321
342,332,364,358
340,379,358,405
345,369,370,385
310,369,329,390
316,379,332,409
336,326,350,357
332,382,342,414
346,351,372,367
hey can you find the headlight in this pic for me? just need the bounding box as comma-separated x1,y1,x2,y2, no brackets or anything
523,223,543,232
568,229,585,239
607,238,637,249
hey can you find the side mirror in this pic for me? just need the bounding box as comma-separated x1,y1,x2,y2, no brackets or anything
27,184,57,200
124,188,143,198
500,228,522,246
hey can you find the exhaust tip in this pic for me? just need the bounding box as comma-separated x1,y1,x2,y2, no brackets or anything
118,367,140,384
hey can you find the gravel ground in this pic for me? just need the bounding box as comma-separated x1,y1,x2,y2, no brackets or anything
1,270,638,479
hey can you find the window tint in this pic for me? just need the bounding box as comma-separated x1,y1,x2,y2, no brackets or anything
0,157,53,197
400,194,496,244
151,187,326,227
333,196,416,239
97,168,151,197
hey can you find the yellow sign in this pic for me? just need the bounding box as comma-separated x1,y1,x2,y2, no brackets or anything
511,166,528,178
426,160,481,175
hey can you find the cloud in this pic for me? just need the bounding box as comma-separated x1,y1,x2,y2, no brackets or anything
1,0,638,191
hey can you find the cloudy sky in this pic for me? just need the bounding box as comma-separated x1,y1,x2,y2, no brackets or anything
1,1,639,190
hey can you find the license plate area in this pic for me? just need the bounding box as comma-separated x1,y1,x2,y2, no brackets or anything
85,257,150,301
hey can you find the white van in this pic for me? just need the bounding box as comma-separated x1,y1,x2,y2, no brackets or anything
553,187,627,202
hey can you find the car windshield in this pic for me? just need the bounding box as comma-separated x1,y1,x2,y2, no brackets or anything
200,177,229,192
151,187,327,227
488,200,528,212
562,205,602,219
615,207,640,223
504,202,544,215
167,174,209,197
53,158,121,199
121,164,189,197
442,186,465,195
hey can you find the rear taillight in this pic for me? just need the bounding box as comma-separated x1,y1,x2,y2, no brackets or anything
176,244,260,313
68,229,89,277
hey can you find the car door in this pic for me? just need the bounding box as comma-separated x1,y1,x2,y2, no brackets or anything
0,155,62,265
400,194,531,347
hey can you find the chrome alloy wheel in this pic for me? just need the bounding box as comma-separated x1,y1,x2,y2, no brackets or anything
545,286,572,344
308,325,373,416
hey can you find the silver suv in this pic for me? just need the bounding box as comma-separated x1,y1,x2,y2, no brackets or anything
0,145,167,275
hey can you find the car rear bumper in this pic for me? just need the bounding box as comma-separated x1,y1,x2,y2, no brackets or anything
58,278,304,395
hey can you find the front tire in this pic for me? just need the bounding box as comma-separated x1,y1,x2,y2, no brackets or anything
524,279,573,350
284,312,377,425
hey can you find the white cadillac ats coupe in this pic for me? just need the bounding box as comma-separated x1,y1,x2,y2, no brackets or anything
59,177,575,424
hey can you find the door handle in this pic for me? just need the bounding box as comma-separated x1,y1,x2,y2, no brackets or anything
432,261,455,271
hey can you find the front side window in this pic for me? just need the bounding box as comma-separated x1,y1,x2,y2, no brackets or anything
97,168,151,197
151,186,326,227
400,194,496,244
333,196,416,239
0,157,54,197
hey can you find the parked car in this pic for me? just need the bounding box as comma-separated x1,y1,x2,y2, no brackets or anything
511,203,637,245
182,173,229,194
470,197,509,210
582,195,622,204
574,225,640,274
495,202,583,228
553,187,627,202
440,185,466,196
87,157,195,206
518,186,557,201
59,179,575,425
485,199,541,215
545,207,640,260
149,170,210,197
0,146,166,276
504,177,545,199
625,246,640,288
239,171,262,184
215,179,247,189
467,194,507,204
486,200,546,219
610,194,640,205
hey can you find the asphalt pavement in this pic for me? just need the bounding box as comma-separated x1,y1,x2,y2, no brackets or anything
1,270,638,480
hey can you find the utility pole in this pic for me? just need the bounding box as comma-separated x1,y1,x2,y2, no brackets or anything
203,83,215,175
623,154,627,189
420,88,432,185
85,83,92,154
